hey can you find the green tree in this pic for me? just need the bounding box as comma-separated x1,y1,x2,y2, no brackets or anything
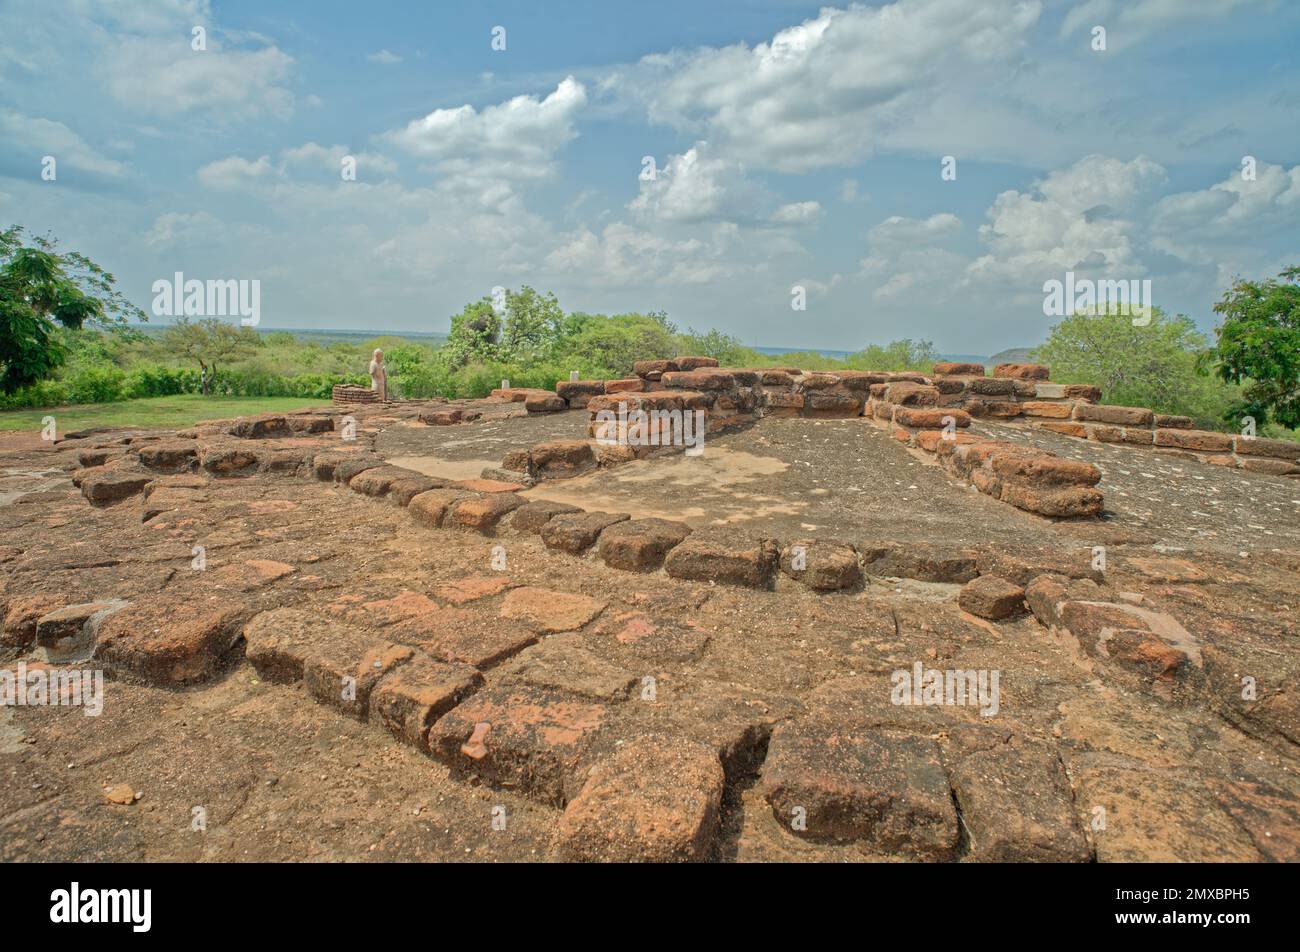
444,297,502,369
0,224,145,394
845,339,938,372
500,286,564,365
1208,267,1300,429
160,317,258,395
560,314,679,377
1032,306,1231,425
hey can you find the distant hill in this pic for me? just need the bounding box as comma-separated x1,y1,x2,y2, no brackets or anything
987,347,1035,365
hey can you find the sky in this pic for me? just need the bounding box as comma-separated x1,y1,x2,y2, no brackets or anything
1,0,1298,354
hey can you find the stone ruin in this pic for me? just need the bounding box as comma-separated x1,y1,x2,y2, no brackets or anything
2,354,1298,863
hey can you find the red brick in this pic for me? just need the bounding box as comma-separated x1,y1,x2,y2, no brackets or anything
560,736,725,861
1154,428,1233,453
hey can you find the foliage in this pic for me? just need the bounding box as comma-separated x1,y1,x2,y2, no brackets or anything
160,317,259,393
0,224,145,394
1207,266,1300,430
1032,306,1234,427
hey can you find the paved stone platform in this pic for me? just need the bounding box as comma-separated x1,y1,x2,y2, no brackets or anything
2,396,1298,862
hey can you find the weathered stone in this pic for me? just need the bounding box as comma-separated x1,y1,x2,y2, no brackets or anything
500,587,606,633
598,518,692,571
989,452,1101,487
664,534,779,588
633,359,679,379
447,492,525,532
408,489,471,527
779,540,862,591
427,685,611,805
80,471,152,505
968,377,1017,396
763,720,959,859
198,443,261,475
332,455,384,484
884,382,940,407
2,594,66,658
1153,413,1193,429
958,575,1026,620
1073,404,1154,427
861,545,978,584
433,575,516,606
1019,401,1074,418
525,392,568,413
560,736,725,862
933,362,984,376
1088,424,1153,445
944,731,1090,862
999,482,1104,518
528,439,596,478
137,440,198,472
894,407,971,429
35,600,125,661
370,653,483,748
97,600,249,685
1234,435,1300,460
676,356,720,371
510,499,583,533
499,639,638,702
991,363,1049,380
1153,428,1233,453
304,637,412,720
541,511,630,554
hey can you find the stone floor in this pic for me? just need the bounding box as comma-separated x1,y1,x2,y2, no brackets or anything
1,400,1297,862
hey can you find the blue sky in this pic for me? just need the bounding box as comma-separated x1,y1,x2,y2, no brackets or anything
1,0,1298,354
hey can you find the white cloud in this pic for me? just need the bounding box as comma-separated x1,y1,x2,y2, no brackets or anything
367,49,402,65
0,110,127,177
1060,0,1272,48
281,142,398,176
145,210,220,248
771,201,823,225
627,0,1042,172
629,143,765,224
384,77,587,187
197,154,273,189
105,41,294,119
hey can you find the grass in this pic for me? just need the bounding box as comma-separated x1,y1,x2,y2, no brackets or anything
0,395,328,433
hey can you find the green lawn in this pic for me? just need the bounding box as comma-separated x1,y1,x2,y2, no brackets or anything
0,395,329,433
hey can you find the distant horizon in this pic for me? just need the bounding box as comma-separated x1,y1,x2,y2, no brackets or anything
121,322,1013,363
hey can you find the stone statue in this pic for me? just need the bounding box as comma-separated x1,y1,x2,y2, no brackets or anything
368,348,388,401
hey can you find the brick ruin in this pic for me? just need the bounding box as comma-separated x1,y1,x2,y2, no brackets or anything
4,351,1299,863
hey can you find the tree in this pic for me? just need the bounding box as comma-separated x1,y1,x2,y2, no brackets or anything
160,317,258,395
1031,306,1231,424
0,224,145,394
444,297,501,369
1208,267,1300,430
499,286,564,365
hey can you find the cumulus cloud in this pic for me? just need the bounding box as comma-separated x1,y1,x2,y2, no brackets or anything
384,77,587,186
0,110,127,178
197,154,273,189
625,0,1042,171
367,49,402,65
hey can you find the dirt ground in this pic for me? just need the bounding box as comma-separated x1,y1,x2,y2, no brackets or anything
2,401,1298,862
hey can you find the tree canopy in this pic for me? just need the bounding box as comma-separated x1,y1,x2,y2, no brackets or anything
0,224,145,394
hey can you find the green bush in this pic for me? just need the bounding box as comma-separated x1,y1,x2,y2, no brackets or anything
63,364,126,404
